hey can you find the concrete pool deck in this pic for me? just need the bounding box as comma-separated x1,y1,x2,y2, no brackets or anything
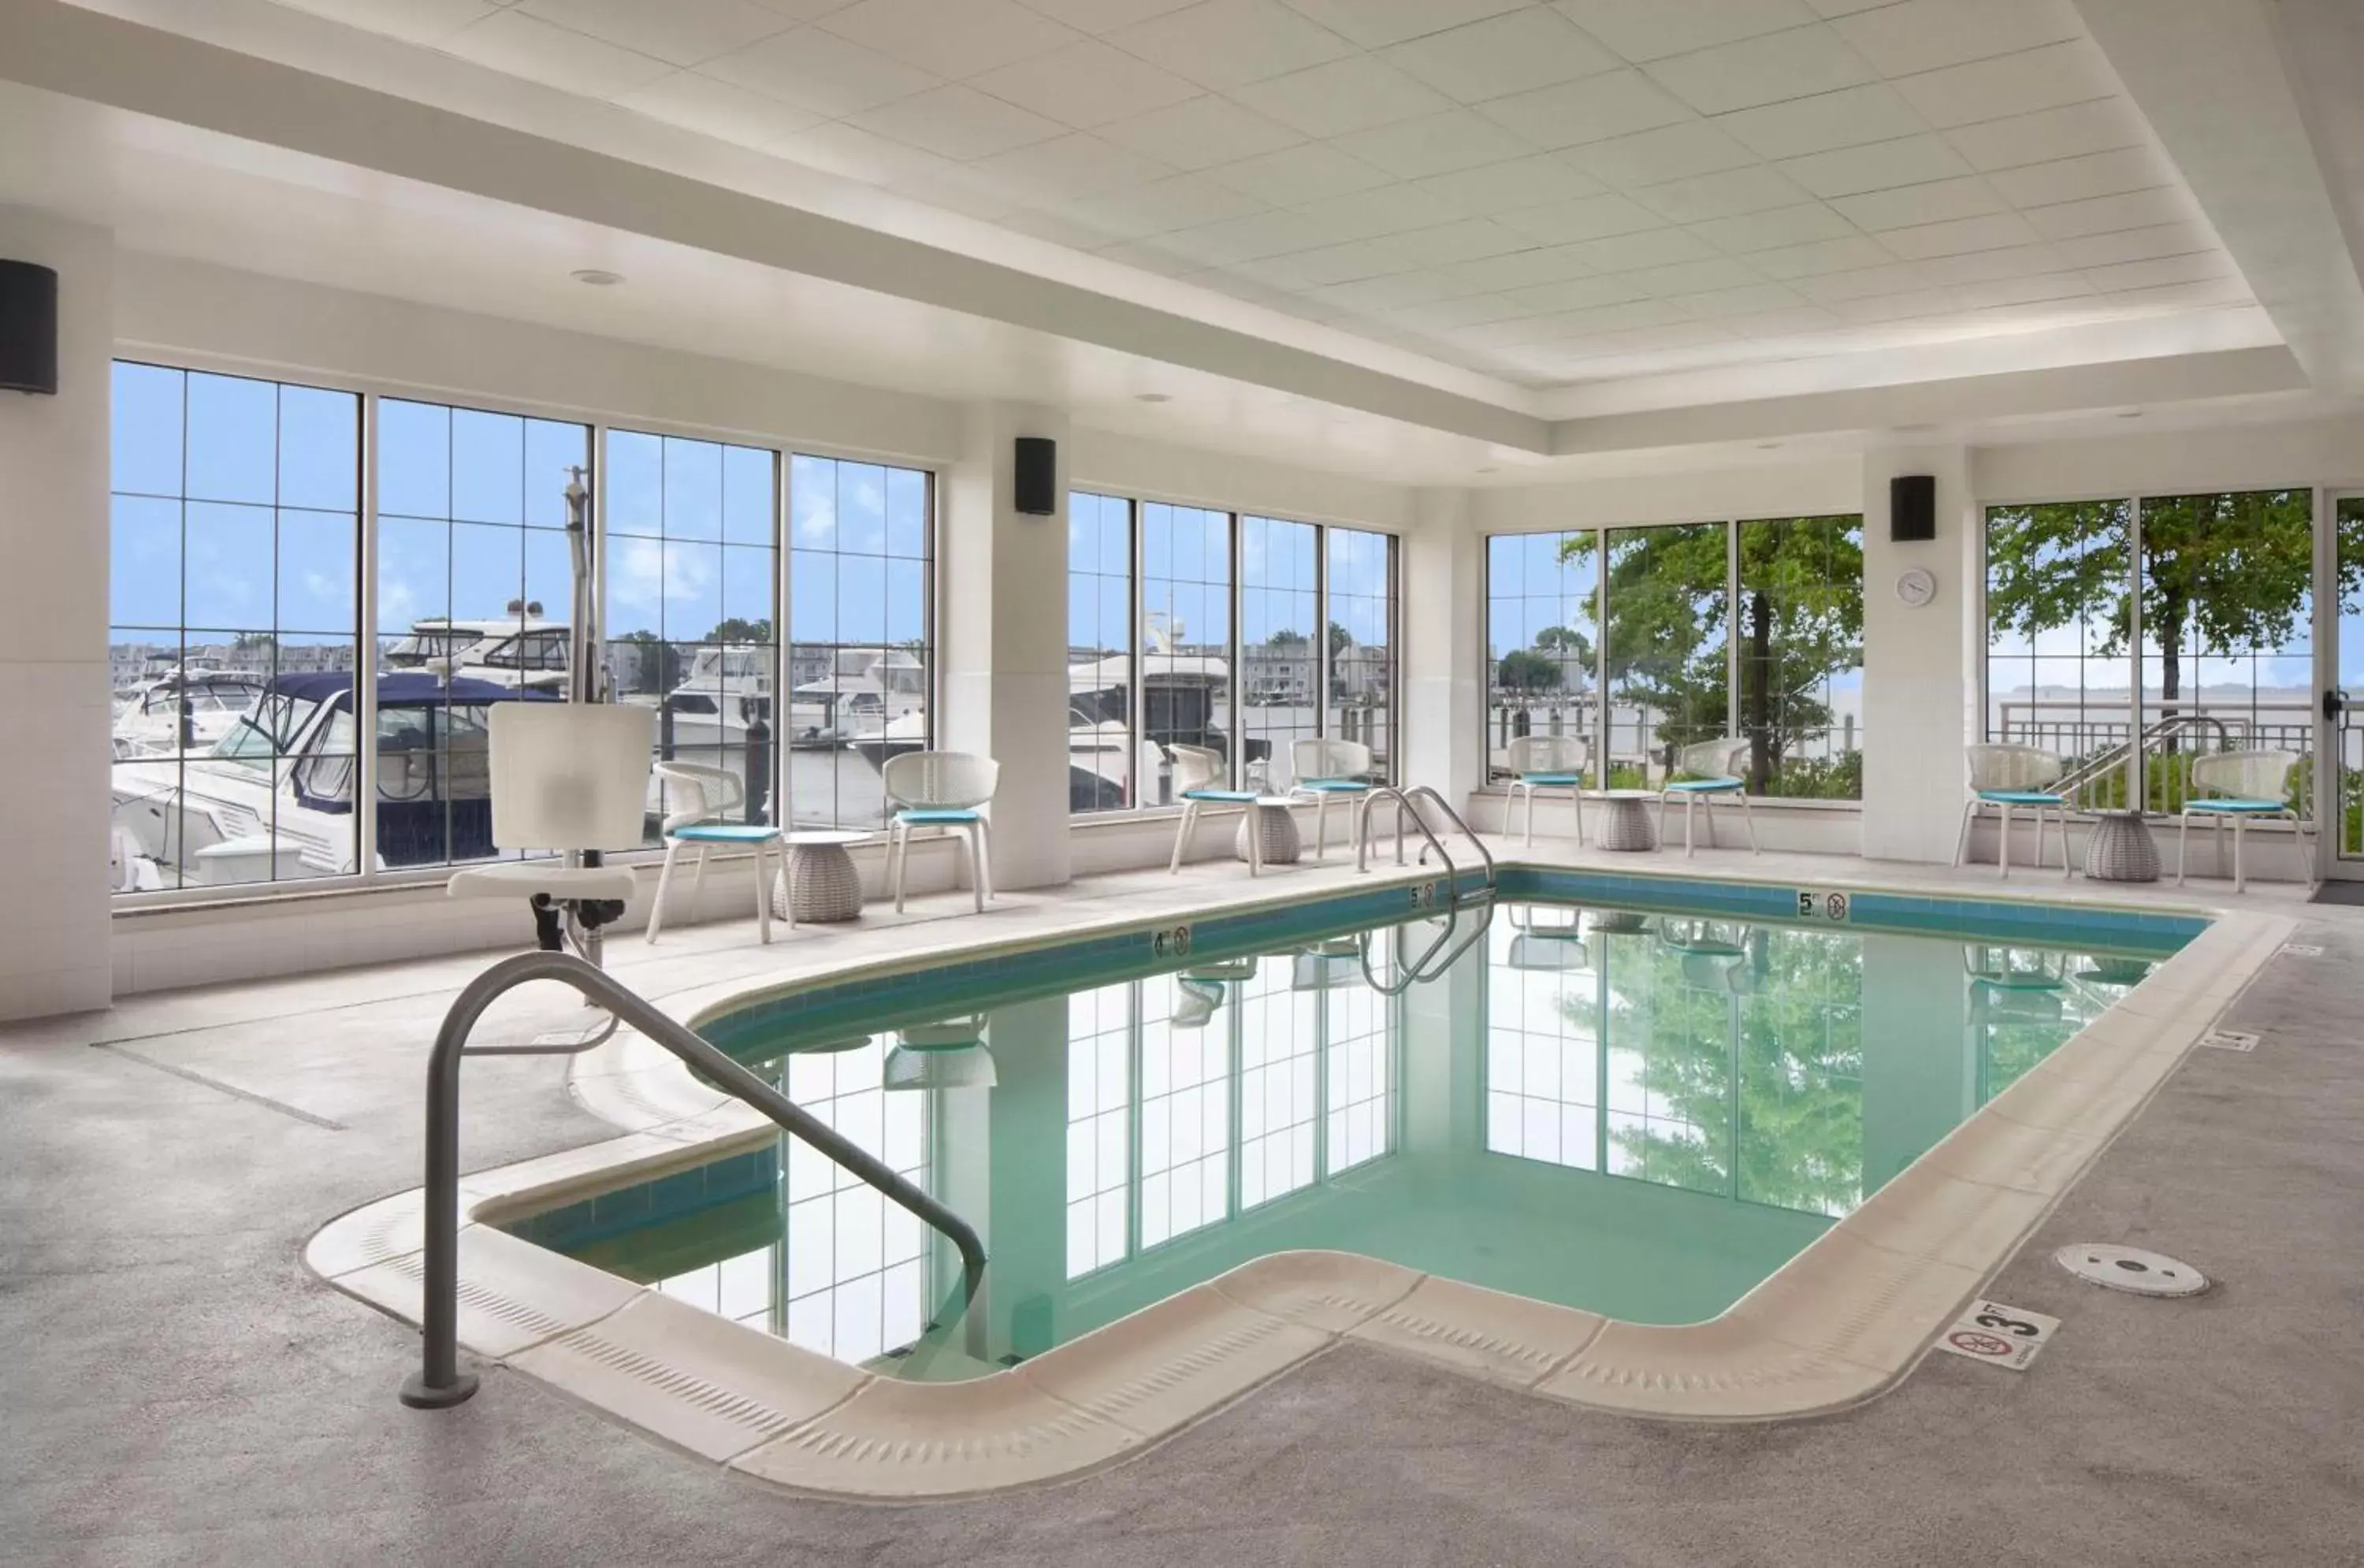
6,839,2362,1562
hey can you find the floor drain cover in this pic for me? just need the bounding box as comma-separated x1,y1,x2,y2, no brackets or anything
2056,1244,2209,1297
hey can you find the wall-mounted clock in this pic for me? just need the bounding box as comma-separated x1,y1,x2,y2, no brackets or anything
1895,567,1937,607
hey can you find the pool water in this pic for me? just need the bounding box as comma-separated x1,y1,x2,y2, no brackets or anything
504,897,2187,1382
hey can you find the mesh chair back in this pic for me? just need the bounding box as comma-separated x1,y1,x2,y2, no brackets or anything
1676,737,1750,782
2191,749,2299,804
1965,743,2064,793
883,750,1000,811
1508,734,1586,776
1291,738,1373,784
653,760,744,835
1168,744,1226,794
486,703,655,852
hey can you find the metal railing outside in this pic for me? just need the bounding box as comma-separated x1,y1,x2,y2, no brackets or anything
398,949,987,1409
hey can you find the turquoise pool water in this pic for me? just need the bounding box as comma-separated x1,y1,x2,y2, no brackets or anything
505,882,2195,1381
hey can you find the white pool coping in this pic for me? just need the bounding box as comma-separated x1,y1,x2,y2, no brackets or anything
306,860,2293,1499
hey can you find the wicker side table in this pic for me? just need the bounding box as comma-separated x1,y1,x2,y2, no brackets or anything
1236,798,1303,865
2083,809,2158,882
773,830,871,923
1589,790,1658,853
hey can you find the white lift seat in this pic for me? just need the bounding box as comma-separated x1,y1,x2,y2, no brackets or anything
448,861,639,904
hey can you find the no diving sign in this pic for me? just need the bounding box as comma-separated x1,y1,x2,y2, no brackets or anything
1936,1299,2060,1372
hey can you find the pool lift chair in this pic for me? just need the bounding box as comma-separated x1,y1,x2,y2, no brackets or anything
1506,904,1590,972
400,469,989,1410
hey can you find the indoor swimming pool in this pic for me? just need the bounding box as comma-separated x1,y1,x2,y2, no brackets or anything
496,881,2201,1384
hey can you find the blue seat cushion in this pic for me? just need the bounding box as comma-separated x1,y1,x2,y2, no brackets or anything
2186,798,2286,814
1182,788,1261,803
1518,771,1583,786
1295,779,1370,793
897,807,981,824
1977,790,2065,805
669,823,782,843
1666,778,1742,793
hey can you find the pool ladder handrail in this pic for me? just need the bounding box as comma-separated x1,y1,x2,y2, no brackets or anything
1353,784,1496,896
1357,897,1496,995
397,949,988,1410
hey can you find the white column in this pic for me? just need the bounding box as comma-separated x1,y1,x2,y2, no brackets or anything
1401,486,1483,805
939,402,1071,891
1860,445,1977,863
0,209,111,1019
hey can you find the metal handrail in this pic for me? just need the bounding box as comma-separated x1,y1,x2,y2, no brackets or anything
1355,785,1454,879
1357,899,1496,996
1403,785,1496,887
2053,712,2239,804
398,949,987,1409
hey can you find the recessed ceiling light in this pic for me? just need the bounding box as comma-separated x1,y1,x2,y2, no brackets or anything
1135,392,1171,403
571,269,625,287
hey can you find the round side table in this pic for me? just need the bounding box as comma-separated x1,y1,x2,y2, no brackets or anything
1236,798,1303,865
773,830,872,923
1589,790,1658,853
2083,809,2158,882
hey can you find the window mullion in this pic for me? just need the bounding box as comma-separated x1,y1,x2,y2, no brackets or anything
356,392,381,886
2128,495,2144,812
1727,520,1741,778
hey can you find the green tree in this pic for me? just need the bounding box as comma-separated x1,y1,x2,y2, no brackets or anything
704,616,774,644
1265,627,1308,649
612,628,681,695
1496,648,1562,692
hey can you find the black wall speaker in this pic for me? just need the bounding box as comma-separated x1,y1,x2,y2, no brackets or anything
1013,436,1056,516
0,260,59,396
1890,474,1935,542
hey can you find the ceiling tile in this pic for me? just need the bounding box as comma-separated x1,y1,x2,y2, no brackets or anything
1232,56,1453,139
1619,256,1764,295
1745,233,1891,278
518,0,793,66
1206,143,1392,205
1292,183,1470,240
1496,191,1666,243
967,39,1200,128
1235,240,1407,286
775,120,969,184
847,83,1069,159
1447,246,1596,292
1802,0,1893,14
1517,298,1693,340
1278,0,1530,50
970,132,1180,201
1097,95,1304,170
745,0,868,17
619,71,824,144
1667,280,1808,318
1633,165,1811,223
1412,154,1605,214
2108,275,2251,310
1064,171,1269,235
1827,0,2081,78
819,0,1079,79
1563,225,1719,270
1474,70,1693,150
701,26,939,117
2083,251,2236,294
896,166,1034,220
994,206,1128,247
1942,98,2148,171
1333,110,1538,179
1710,83,1927,165
275,0,499,46
2055,221,2217,269
1089,237,1201,273
1643,24,1875,116
1890,38,2115,128
1876,210,2039,258
1503,275,1652,314
1723,303,1842,336
1779,133,1970,199
1561,121,1756,188
1828,174,2002,231
1311,268,1470,312
1019,0,1202,31
1377,217,1536,266
1685,200,1855,251
1987,146,2176,210
1551,0,1816,63
1158,208,1333,262
1381,8,1622,102
1105,0,1358,91
1791,258,1928,301
1912,243,2071,285
1381,292,1536,330
2022,185,2199,240
440,9,676,95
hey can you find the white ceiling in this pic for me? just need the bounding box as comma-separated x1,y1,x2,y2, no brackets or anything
236,0,2257,390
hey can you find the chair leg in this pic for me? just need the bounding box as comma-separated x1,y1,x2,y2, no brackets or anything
976,818,995,905
1572,786,1585,846
1314,793,1329,861
1685,795,1699,859
1518,784,1533,846
891,821,909,914
1170,801,1193,874
1656,791,1670,850
964,826,983,914
1738,791,1760,854
2058,808,2072,880
755,840,772,945
1248,808,1262,878
646,839,682,945
1953,799,1976,868
2233,818,2247,895
2176,811,2191,886
1998,802,2013,880
690,845,712,920
786,841,800,932
2215,814,2227,881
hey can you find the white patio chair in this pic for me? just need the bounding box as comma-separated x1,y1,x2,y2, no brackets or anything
2178,748,2310,894
1656,738,1760,858
883,751,998,914
1506,734,1587,846
1288,738,1373,860
1166,743,1266,877
645,760,782,946
1953,743,2071,880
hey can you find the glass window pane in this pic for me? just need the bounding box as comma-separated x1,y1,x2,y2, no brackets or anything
1984,500,2131,806
1736,515,1863,799
1604,522,1727,787
1070,492,1132,812
1485,530,1598,786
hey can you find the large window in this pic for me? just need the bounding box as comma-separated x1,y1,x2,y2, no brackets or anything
1488,517,1863,798
1240,515,1319,791
1985,492,2310,813
1325,526,1397,783
1068,493,1133,812
1143,503,1235,804
606,432,779,840
108,364,360,893
786,455,932,829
